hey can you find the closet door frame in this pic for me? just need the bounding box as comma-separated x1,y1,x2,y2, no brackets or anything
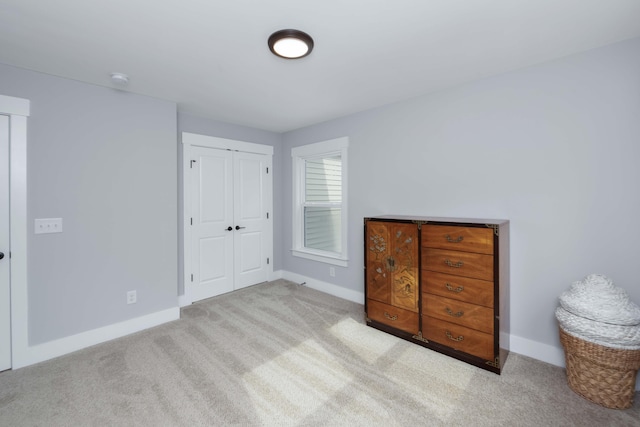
181,132,274,306
0,94,29,369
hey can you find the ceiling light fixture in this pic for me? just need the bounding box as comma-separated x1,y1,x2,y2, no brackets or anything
110,72,129,85
268,29,314,59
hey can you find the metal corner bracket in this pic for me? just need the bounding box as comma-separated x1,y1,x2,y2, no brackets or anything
412,331,429,343
411,220,429,230
485,357,500,368
485,224,499,236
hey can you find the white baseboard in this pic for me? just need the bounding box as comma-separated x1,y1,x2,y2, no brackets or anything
178,294,192,307
279,270,364,304
276,270,639,390
509,333,566,367
17,276,639,391
271,269,284,280
509,333,640,391
13,307,180,369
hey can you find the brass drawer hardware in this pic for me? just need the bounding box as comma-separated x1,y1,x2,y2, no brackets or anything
445,283,464,293
486,357,500,368
445,234,463,243
485,224,499,236
446,331,464,342
386,256,397,271
410,220,429,229
445,307,464,317
444,259,464,268
384,312,398,321
412,331,430,343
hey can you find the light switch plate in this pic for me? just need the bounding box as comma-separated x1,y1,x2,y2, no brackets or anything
35,218,63,234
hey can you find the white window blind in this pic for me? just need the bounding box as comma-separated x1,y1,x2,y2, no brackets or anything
304,155,342,252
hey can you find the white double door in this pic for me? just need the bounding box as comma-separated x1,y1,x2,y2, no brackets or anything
189,145,271,302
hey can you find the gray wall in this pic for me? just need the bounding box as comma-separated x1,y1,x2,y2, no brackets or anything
176,113,283,295
281,37,640,350
0,63,178,345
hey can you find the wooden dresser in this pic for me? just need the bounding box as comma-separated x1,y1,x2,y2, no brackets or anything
364,216,509,374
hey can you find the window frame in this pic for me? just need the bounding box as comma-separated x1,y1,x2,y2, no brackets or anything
291,137,349,267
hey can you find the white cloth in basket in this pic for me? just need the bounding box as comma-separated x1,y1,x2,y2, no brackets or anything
559,274,640,326
556,307,640,350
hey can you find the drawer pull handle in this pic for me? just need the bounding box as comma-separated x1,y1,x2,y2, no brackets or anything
445,283,464,293
446,307,464,317
444,259,464,268
445,234,464,243
384,312,398,321
446,331,464,342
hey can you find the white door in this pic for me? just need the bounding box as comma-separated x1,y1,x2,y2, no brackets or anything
190,146,234,301
0,115,10,371
233,152,270,289
190,146,270,301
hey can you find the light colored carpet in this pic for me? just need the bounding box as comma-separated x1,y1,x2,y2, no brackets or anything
0,279,638,426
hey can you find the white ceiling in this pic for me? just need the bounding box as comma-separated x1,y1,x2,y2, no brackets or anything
1,1,639,132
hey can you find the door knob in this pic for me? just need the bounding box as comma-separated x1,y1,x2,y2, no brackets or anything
226,226,233,231
235,225,246,230
0,252,4,260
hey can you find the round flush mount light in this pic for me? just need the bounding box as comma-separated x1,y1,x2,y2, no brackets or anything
110,72,129,85
268,29,314,59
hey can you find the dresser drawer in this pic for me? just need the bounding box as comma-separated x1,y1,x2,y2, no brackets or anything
422,316,494,361
423,295,494,334
422,271,494,307
367,299,419,334
423,248,493,281
422,225,493,255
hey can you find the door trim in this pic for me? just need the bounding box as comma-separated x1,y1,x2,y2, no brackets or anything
181,132,274,306
0,94,29,369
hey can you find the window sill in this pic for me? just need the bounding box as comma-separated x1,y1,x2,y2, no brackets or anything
291,249,348,267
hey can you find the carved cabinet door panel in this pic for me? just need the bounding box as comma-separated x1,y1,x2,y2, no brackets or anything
365,221,391,304
389,223,419,312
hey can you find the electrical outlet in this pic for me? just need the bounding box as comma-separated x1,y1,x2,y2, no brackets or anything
127,290,137,305
329,267,335,277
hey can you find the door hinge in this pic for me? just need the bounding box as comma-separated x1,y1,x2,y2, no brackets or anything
266,212,269,219
267,257,270,265
190,217,193,225
190,274,194,282
266,167,269,174
190,160,196,168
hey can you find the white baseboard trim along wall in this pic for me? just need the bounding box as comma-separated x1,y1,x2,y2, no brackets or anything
509,334,566,367
20,275,640,391
277,270,365,305
274,270,640,391
12,307,179,369
178,294,191,308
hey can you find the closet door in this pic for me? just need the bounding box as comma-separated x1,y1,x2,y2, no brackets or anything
190,146,234,301
233,151,269,289
188,145,271,302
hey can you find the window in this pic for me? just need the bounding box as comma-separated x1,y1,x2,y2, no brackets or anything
291,137,348,266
